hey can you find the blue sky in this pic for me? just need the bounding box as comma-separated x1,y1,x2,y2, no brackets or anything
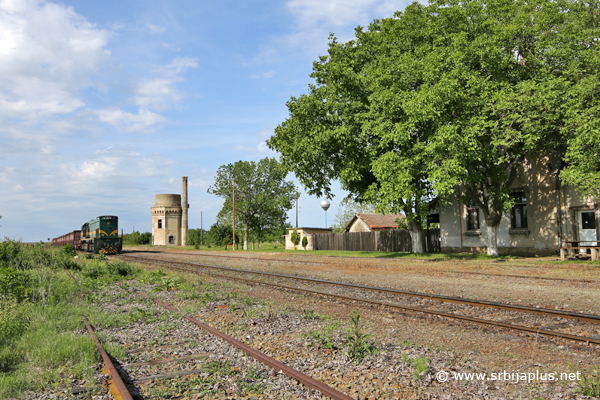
0,0,414,241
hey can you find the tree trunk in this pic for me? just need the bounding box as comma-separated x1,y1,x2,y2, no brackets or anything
484,210,502,257
258,239,261,249
486,224,499,256
408,221,425,254
244,222,248,250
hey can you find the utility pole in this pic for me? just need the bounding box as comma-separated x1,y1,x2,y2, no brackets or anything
232,171,235,251
296,198,298,227
201,211,203,246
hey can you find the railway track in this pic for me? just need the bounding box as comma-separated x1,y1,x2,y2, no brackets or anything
81,288,354,400
119,253,600,346
143,249,598,285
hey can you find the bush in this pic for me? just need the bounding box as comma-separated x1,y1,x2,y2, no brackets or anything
302,236,308,250
105,261,134,277
290,229,300,249
60,244,76,258
0,295,29,344
0,239,21,264
122,231,151,245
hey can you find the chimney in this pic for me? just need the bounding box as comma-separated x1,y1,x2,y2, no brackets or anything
181,176,189,246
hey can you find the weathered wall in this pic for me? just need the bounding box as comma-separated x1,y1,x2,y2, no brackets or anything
151,194,182,246
438,157,597,255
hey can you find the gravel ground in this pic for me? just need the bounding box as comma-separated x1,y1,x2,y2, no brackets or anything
21,250,600,399
117,249,600,399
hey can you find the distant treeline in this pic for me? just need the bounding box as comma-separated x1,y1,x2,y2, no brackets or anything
121,223,287,247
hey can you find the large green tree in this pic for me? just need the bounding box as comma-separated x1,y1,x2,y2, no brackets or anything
270,0,598,255
208,158,299,250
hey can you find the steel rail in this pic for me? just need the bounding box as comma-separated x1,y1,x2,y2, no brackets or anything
155,263,600,347
81,315,134,400
137,249,326,264
155,300,354,400
144,250,598,284
121,254,600,324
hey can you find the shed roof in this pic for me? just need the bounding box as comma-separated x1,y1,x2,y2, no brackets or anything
345,213,405,232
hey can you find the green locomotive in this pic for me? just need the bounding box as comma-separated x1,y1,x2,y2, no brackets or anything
80,215,122,254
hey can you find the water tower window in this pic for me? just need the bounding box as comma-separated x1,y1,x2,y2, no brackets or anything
158,219,162,229
169,236,174,244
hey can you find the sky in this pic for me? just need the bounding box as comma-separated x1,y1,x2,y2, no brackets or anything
0,0,415,242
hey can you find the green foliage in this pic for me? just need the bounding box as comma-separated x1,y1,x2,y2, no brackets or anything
188,228,206,246
59,243,76,258
303,309,330,320
342,311,377,363
269,0,599,255
304,322,340,349
208,158,299,248
206,222,239,247
122,231,151,245
0,296,29,344
411,356,430,380
0,239,137,397
290,228,300,248
0,239,21,265
105,261,135,277
301,236,308,250
577,366,600,397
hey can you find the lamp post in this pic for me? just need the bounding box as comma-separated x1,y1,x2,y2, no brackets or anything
232,170,235,251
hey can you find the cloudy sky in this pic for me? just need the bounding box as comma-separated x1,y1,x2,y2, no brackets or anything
0,0,414,241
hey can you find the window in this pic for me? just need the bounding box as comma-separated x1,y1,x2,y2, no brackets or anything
581,212,596,230
168,236,174,244
511,192,527,229
466,202,479,231
158,219,162,229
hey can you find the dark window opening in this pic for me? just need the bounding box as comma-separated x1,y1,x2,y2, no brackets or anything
581,212,596,230
168,236,174,244
511,192,527,229
158,219,162,229
466,201,479,231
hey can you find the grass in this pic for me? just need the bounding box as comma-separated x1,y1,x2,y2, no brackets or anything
0,240,140,399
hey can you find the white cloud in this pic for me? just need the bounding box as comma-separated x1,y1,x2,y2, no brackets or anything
131,57,198,112
96,108,166,133
0,0,111,119
257,141,269,153
286,0,406,29
147,23,165,33
251,71,276,79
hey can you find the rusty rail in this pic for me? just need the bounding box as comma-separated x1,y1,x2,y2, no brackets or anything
122,255,600,346
82,315,134,400
155,300,354,400
120,254,600,324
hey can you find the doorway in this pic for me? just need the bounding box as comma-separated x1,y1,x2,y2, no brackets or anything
578,211,597,253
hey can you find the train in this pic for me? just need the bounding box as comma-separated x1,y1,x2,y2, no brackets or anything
52,215,122,254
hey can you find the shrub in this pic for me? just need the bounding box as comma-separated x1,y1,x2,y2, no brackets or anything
0,295,29,344
342,311,378,363
60,243,77,258
105,261,134,277
290,229,300,249
0,239,21,263
301,236,308,250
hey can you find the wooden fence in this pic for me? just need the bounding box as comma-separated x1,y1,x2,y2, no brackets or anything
312,229,440,253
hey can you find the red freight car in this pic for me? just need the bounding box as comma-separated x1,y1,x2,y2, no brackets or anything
52,231,81,249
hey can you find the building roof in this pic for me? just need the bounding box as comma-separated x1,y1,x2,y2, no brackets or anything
345,213,405,232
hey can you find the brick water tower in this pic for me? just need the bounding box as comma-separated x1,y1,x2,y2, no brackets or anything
151,176,189,246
